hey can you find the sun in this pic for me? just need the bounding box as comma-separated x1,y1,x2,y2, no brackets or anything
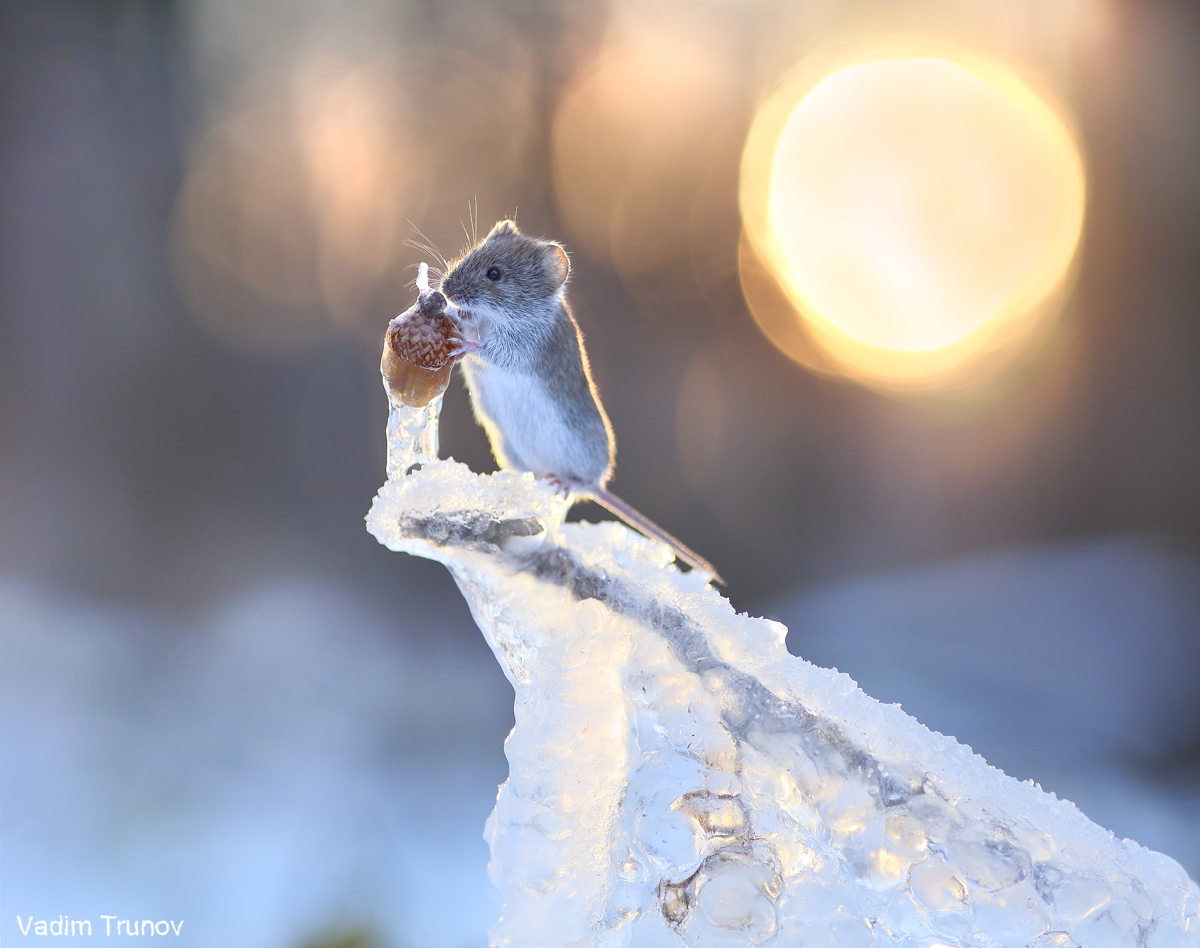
740,51,1086,390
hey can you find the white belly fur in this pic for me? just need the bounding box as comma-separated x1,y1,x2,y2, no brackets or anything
465,363,598,482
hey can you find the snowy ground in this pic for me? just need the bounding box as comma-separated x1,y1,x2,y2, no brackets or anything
2,534,1198,946
1,579,511,947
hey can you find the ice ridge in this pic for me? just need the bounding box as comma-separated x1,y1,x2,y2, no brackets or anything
367,396,1199,948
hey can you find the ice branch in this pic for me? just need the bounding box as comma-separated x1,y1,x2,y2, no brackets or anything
367,333,1199,948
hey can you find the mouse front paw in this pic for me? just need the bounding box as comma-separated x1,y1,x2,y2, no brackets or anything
447,333,481,361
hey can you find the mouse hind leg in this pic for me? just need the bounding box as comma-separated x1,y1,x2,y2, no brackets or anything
544,474,580,499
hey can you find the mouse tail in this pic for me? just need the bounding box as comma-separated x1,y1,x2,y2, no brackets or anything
586,486,725,585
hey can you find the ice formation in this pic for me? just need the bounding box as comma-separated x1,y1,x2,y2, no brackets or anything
366,379,1199,948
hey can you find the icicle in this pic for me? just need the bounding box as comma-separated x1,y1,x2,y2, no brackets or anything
381,262,457,479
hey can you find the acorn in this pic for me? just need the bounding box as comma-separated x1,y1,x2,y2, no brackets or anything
382,285,460,408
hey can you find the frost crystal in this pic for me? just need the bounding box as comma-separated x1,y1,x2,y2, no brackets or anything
366,395,1199,948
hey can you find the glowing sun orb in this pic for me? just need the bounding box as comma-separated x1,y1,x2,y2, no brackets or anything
740,53,1086,390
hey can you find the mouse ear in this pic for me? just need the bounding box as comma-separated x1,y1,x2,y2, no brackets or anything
488,220,521,238
544,243,569,288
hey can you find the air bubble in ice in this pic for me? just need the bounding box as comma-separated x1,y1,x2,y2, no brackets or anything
531,810,572,841
1052,871,1113,922
910,854,970,914
617,849,648,883
678,791,750,839
607,885,643,922
886,811,929,852
659,878,690,926
690,846,782,943
946,822,1031,892
851,810,931,890
876,766,924,807
636,796,707,880
1009,819,1058,863
823,782,876,840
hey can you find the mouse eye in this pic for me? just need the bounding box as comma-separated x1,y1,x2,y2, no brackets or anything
486,267,502,282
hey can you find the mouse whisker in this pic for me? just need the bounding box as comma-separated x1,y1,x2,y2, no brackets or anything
403,239,446,270
404,223,448,270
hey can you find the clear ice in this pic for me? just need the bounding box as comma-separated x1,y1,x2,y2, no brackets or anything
366,389,1200,948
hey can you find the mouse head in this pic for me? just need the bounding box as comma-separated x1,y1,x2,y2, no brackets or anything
440,221,570,347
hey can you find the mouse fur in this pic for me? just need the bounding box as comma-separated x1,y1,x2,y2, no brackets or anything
440,220,615,488
437,220,722,581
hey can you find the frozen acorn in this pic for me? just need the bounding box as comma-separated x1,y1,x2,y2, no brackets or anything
382,263,461,408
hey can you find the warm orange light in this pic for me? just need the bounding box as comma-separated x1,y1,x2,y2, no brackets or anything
171,46,534,355
552,26,740,282
740,51,1086,391
171,59,427,353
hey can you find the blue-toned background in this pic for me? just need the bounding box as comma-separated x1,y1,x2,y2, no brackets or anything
2,1,1198,945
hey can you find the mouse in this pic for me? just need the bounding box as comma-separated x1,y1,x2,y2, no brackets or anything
438,219,723,583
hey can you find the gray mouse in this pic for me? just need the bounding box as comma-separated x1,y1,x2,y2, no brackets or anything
438,219,722,582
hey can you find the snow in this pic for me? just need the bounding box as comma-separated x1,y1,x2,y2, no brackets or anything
0,578,508,947
366,396,1200,947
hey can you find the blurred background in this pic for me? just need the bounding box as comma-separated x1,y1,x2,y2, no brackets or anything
1,0,1198,945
